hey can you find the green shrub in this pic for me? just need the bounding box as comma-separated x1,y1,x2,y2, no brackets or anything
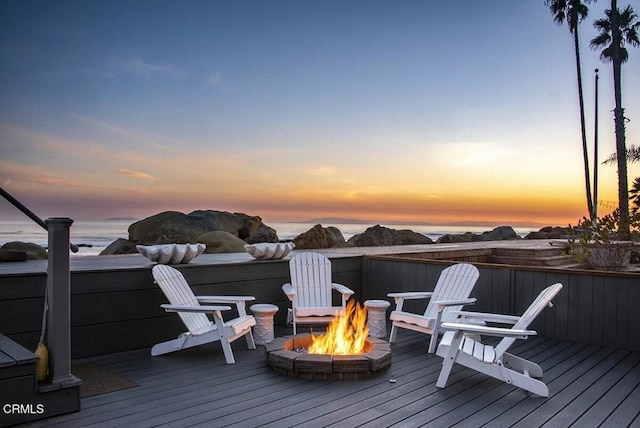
569,209,640,270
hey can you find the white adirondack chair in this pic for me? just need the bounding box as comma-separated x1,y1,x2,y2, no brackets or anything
151,264,256,364
387,263,480,353
282,252,355,335
435,282,563,397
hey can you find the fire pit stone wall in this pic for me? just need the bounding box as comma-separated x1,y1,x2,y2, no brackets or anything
265,333,392,380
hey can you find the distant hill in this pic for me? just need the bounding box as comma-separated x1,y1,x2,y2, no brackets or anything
302,217,380,224
303,217,438,226
440,220,548,228
302,218,547,229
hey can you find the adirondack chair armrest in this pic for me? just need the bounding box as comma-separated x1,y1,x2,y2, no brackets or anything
448,310,520,324
197,296,255,316
282,283,295,301
440,322,537,339
196,296,256,303
387,291,434,313
331,283,354,295
432,298,476,312
160,304,232,313
387,291,434,300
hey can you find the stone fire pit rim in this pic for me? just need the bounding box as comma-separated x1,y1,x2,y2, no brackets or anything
264,333,392,380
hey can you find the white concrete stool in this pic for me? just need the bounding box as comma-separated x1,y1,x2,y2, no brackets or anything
364,300,391,338
250,304,279,345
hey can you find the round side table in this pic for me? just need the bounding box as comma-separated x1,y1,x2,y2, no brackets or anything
250,304,279,345
364,300,391,338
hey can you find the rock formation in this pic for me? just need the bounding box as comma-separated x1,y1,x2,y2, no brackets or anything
197,231,248,253
101,210,277,255
524,226,572,240
347,225,433,247
436,226,519,244
99,209,572,257
293,224,346,249
101,238,138,255
0,241,47,260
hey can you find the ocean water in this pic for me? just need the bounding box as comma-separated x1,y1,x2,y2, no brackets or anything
0,220,536,257
0,220,132,257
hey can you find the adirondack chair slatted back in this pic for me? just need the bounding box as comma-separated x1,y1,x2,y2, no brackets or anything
423,263,480,322
494,282,563,359
152,265,212,335
290,252,333,309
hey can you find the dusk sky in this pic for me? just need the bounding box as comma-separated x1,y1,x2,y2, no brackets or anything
1,0,639,226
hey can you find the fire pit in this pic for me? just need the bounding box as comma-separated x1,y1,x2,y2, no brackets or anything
265,334,392,380
264,300,392,379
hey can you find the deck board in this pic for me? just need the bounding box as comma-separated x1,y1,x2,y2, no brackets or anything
20,329,640,428
541,351,640,427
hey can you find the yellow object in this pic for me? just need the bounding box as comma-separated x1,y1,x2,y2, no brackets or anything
34,342,49,381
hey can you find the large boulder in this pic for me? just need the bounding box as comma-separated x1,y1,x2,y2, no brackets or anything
1,241,47,260
348,225,432,247
197,231,247,253
104,209,278,255
141,210,244,245
100,238,138,255
436,226,519,244
0,249,28,262
399,229,434,245
325,226,346,247
234,213,266,241
293,224,346,249
478,226,519,241
436,232,475,244
128,211,181,242
245,225,279,244
525,226,572,240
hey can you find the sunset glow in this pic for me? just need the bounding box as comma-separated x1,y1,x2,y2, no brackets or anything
1,1,638,228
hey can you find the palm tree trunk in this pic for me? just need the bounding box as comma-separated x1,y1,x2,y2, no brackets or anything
573,30,594,221
611,0,630,236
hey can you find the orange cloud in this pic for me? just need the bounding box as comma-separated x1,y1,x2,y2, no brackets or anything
117,169,159,181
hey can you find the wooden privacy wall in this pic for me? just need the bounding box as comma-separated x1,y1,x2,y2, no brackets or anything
1,253,637,358
362,256,640,352
0,256,363,359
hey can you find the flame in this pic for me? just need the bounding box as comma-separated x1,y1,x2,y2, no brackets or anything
307,299,369,355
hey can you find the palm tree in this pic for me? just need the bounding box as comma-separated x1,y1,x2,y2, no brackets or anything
604,143,640,212
590,2,640,235
545,0,596,221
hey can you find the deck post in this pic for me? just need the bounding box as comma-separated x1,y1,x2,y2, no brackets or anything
43,217,80,389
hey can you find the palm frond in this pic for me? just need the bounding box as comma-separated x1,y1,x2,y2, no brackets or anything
627,145,640,163
590,6,640,63
546,0,568,24
590,32,611,49
620,6,640,46
620,47,629,62
630,177,640,211
625,27,640,46
593,16,612,33
602,144,640,165
619,6,639,29
601,46,614,62
546,0,592,33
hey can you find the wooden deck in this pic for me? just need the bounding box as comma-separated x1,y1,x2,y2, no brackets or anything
21,329,640,428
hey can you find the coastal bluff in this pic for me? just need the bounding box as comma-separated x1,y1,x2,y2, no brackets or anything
96,210,570,256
